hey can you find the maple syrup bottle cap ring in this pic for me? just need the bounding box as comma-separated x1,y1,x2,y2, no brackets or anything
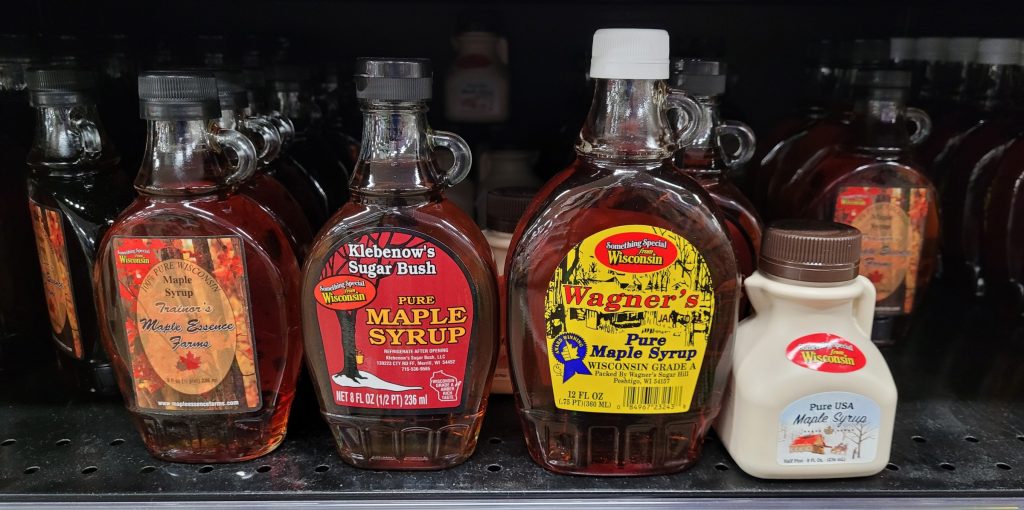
759,220,862,283
915,37,946,62
138,71,220,120
25,66,97,106
486,186,537,233
977,38,1022,65
589,28,669,80
212,68,250,111
944,37,979,63
671,58,726,96
355,58,432,101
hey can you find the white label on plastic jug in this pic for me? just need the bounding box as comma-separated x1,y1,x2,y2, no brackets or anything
777,392,880,465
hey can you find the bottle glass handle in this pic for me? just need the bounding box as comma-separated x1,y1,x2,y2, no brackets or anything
717,120,757,169
665,90,705,149
73,117,102,161
907,107,932,146
853,275,877,337
213,127,258,187
429,130,472,188
269,112,295,145
245,117,282,164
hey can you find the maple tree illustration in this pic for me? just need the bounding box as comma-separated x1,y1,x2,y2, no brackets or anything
321,231,426,381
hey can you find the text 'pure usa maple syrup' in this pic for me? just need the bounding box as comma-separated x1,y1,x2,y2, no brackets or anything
301,59,498,470
506,29,739,476
94,72,304,462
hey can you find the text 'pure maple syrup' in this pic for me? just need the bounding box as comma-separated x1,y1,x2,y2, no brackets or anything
506,29,739,476
301,59,498,470
25,65,134,395
94,71,304,462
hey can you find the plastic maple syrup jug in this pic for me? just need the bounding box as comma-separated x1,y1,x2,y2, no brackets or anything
506,29,738,476
301,58,498,470
716,220,897,479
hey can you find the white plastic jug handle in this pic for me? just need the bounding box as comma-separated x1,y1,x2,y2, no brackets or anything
853,275,877,338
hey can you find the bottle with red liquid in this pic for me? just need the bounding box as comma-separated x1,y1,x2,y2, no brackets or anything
764,39,890,220
917,38,1018,181
95,72,303,462
242,68,331,230
671,58,762,284
506,29,738,476
302,59,498,470
213,69,313,260
981,136,1024,317
268,65,350,214
25,66,134,395
784,70,938,345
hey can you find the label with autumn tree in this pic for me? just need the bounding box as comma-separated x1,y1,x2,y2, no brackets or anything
833,186,929,314
311,229,475,413
111,236,261,412
29,201,83,358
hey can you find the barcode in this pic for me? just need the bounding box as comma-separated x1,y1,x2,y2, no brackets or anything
622,386,683,409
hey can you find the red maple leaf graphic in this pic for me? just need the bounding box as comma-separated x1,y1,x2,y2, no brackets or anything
177,351,202,371
867,270,885,283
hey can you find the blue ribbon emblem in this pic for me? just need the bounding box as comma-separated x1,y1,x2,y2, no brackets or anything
552,333,592,382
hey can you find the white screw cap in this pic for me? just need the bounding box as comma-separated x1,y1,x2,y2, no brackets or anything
977,38,1020,65
590,28,670,80
915,37,946,62
891,38,915,62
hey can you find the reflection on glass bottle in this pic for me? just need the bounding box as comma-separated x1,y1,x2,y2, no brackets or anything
95,72,303,462
507,29,738,476
25,66,134,395
302,59,498,470
782,70,938,345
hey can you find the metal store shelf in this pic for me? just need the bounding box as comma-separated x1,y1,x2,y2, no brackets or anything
1,285,1023,508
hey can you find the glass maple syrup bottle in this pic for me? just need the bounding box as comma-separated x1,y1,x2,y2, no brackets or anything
671,58,762,285
782,70,938,345
94,71,304,462
302,58,498,470
981,137,1024,317
25,66,134,395
242,68,330,230
212,69,314,260
506,29,738,476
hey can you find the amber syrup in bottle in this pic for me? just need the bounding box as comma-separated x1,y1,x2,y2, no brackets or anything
506,29,738,476
213,70,314,260
302,59,498,470
670,59,763,289
25,66,134,395
95,72,303,462
783,70,938,345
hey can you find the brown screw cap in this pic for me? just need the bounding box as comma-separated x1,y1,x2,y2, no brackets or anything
759,220,861,283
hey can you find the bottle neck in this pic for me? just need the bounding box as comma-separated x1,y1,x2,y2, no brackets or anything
676,94,726,175
964,63,1021,111
272,89,317,132
848,90,912,154
135,118,227,196
577,78,675,162
350,100,443,198
28,102,117,171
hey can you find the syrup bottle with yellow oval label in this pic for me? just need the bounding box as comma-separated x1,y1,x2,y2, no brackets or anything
505,29,739,476
301,58,498,470
94,71,304,462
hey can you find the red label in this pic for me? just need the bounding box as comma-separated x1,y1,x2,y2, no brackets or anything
313,229,474,411
786,333,866,373
594,231,678,273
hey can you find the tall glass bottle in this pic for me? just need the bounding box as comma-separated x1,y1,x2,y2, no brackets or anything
243,67,330,230
213,70,313,259
783,70,938,345
981,136,1024,317
25,66,134,395
269,65,350,214
302,59,498,470
506,29,738,476
95,72,303,462
671,58,762,284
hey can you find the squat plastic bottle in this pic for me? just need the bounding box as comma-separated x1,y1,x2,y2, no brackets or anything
717,220,897,479
506,29,738,476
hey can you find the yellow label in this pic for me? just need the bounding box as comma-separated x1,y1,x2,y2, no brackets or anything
544,225,716,414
